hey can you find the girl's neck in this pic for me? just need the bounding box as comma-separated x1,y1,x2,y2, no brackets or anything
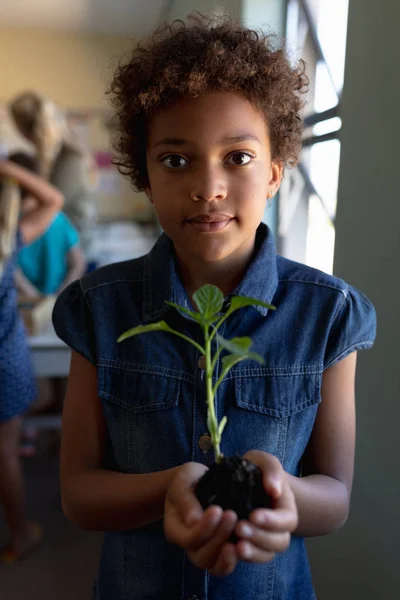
175,238,257,302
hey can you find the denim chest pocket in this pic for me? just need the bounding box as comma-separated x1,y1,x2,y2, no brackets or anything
222,366,322,466
98,361,181,413
97,360,190,474
234,366,321,417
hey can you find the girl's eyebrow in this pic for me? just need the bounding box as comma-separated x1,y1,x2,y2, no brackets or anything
150,137,188,149
220,134,262,145
150,133,261,150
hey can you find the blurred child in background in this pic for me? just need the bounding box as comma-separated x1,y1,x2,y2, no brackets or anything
9,153,86,299
9,92,98,255
0,158,63,562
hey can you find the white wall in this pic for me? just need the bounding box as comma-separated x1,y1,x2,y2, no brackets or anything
243,0,286,234
167,0,242,21
242,0,285,34
0,27,131,110
307,1,400,597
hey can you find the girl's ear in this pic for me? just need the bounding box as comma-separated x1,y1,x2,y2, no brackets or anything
268,161,284,198
145,187,153,203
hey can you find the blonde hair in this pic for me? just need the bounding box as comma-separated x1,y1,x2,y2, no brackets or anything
10,91,79,178
0,180,20,278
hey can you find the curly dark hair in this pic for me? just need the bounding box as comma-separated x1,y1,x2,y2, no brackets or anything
108,14,308,191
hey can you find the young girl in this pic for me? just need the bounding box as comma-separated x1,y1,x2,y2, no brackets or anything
53,16,376,599
0,158,63,562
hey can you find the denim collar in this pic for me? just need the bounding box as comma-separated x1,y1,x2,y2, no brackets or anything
142,222,278,322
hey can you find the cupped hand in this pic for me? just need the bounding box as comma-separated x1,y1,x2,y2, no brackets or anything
164,461,239,577
231,450,298,564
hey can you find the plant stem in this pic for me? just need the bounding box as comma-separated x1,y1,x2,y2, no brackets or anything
211,344,224,374
204,326,222,463
209,311,231,344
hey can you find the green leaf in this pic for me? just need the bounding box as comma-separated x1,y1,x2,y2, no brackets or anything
220,354,246,376
214,351,263,396
216,335,253,355
218,416,228,438
117,321,172,342
246,351,264,365
229,296,276,313
165,301,220,326
193,285,224,318
213,355,247,395
165,301,205,324
117,321,206,355
221,348,264,369
207,414,216,438
217,335,264,365
217,335,264,364
221,354,244,371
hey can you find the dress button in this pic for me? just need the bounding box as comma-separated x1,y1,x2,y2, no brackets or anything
198,433,213,453
197,355,206,370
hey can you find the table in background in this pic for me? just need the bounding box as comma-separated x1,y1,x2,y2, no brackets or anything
26,322,71,429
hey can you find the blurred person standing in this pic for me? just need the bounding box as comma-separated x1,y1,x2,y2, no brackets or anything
9,91,98,255
0,158,63,563
9,152,86,298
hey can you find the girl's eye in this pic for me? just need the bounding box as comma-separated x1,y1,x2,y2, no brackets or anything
161,154,189,169
226,152,253,166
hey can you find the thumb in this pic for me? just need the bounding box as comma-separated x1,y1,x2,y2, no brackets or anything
244,450,284,499
167,463,207,526
264,458,284,499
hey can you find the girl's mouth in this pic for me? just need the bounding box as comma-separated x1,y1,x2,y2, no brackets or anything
188,219,233,232
186,213,234,232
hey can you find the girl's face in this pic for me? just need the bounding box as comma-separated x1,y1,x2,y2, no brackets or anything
146,91,282,267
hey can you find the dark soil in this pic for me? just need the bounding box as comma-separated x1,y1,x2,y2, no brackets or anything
194,455,272,541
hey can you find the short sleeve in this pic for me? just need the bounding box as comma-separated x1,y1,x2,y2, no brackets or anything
52,279,96,365
324,285,377,369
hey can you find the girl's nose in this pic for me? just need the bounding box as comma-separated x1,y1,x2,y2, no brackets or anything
189,165,227,202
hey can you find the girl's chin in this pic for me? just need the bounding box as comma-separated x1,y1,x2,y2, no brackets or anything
188,242,240,264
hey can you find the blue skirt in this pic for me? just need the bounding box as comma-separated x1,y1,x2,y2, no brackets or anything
0,316,37,423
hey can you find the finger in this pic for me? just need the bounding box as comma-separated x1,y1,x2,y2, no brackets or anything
236,539,275,564
262,463,284,501
164,502,221,548
278,479,297,514
243,451,284,500
190,510,238,569
236,521,291,554
208,543,238,577
168,466,208,527
249,476,298,532
185,506,224,551
249,506,298,533
178,498,204,528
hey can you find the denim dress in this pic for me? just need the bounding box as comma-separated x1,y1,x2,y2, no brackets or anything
53,224,376,600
